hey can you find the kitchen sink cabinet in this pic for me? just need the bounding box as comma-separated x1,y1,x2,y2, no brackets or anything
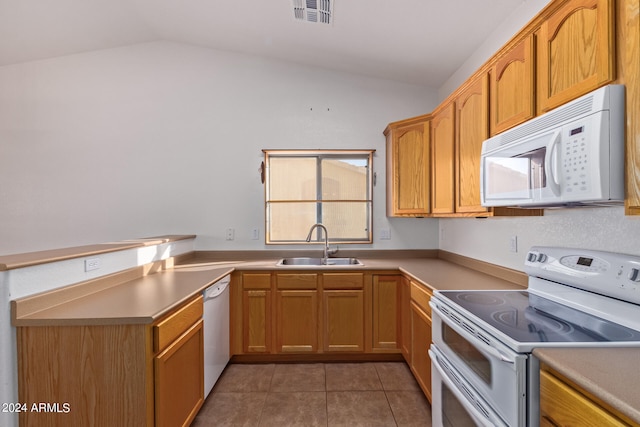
384,115,431,217
323,290,364,352
233,271,405,356
322,273,365,352
537,0,616,113
276,273,319,353
16,295,204,427
430,102,456,215
490,34,536,135
540,364,632,426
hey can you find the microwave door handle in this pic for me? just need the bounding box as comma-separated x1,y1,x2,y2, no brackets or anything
431,302,516,364
545,130,562,196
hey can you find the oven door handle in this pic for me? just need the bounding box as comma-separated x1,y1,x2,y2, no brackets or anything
430,348,508,427
431,302,516,365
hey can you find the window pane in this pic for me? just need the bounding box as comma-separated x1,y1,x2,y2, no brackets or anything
269,157,317,200
320,202,370,241
267,202,317,241
321,158,368,200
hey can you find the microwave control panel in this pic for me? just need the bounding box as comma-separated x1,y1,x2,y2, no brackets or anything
562,122,591,194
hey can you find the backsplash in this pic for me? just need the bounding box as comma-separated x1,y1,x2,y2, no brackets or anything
439,206,640,271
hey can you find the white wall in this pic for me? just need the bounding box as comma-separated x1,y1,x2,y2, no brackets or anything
0,41,440,255
440,207,640,271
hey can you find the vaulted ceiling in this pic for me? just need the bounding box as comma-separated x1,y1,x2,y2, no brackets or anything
0,0,533,87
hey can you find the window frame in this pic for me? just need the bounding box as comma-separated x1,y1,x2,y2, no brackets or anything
263,149,374,245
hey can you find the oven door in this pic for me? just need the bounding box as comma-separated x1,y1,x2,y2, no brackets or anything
430,345,507,427
430,300,527,427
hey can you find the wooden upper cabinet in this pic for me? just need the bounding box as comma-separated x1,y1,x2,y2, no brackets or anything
538,0,615,112
384,117,431,216
430,103,455,214
490,34,536,135
455,74,489,214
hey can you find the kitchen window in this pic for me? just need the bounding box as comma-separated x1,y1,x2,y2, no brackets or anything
263,149,374,244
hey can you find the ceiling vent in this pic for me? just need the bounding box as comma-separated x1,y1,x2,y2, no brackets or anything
293,0,333,25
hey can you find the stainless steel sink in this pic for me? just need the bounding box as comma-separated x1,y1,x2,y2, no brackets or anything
276,257,363,266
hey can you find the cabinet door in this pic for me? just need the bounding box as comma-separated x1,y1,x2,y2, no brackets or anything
387,120,431,216
155,319,204,427
538,0,615,112
323,290,364,352
491,34,535,135
431,103,455,214
455,74,490,214
243,290,272,353
276,290,319,352
410,301,432,403
372,275,399,351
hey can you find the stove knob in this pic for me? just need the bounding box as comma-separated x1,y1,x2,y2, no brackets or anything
629,268,640,282
527,252,538,262
536,253,548,263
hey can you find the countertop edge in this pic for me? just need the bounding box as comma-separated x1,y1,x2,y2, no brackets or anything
0,235,196,271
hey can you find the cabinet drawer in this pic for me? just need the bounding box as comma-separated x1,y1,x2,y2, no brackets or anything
410,281,432,317
276,273,318,289
154,295,203,353
323,273,364,289
243,273,272,289
540,370,628,427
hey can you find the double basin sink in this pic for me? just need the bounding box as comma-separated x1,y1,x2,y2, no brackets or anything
276,257,363,267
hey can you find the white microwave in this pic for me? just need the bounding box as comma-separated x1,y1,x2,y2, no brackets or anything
480,85,625,208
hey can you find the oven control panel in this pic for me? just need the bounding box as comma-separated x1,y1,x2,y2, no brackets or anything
525,246,640,305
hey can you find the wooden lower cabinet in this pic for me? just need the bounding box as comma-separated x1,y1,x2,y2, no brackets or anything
277,290,319,352
323,290,364,352
399,277,412,361
410,301,433,403
16,295,204,427
154,319,204,427
242,290,272,353
540,365,634,426
235,271,405,356
372,275,400,351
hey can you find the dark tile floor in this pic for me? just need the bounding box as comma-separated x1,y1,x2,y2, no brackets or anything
192,362,432,426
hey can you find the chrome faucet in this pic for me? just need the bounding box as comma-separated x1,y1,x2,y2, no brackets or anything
306,223,329,264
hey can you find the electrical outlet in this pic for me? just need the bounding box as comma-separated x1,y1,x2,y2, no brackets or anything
510,236,518,253
251,228,260,240
226,228,235,241
84,258,101,272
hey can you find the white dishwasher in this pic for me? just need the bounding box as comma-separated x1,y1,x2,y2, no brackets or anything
202,274,230,398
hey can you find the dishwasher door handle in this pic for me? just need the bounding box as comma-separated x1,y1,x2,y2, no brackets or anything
204,276,230,300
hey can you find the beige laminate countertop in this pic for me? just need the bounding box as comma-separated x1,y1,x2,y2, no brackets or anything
12,265,234,326
12,256,523,327
534,347,640,424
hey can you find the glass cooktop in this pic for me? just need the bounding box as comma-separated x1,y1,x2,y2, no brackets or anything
437,290,640,344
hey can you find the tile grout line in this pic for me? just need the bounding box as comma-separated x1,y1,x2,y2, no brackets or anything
374,363,400,427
